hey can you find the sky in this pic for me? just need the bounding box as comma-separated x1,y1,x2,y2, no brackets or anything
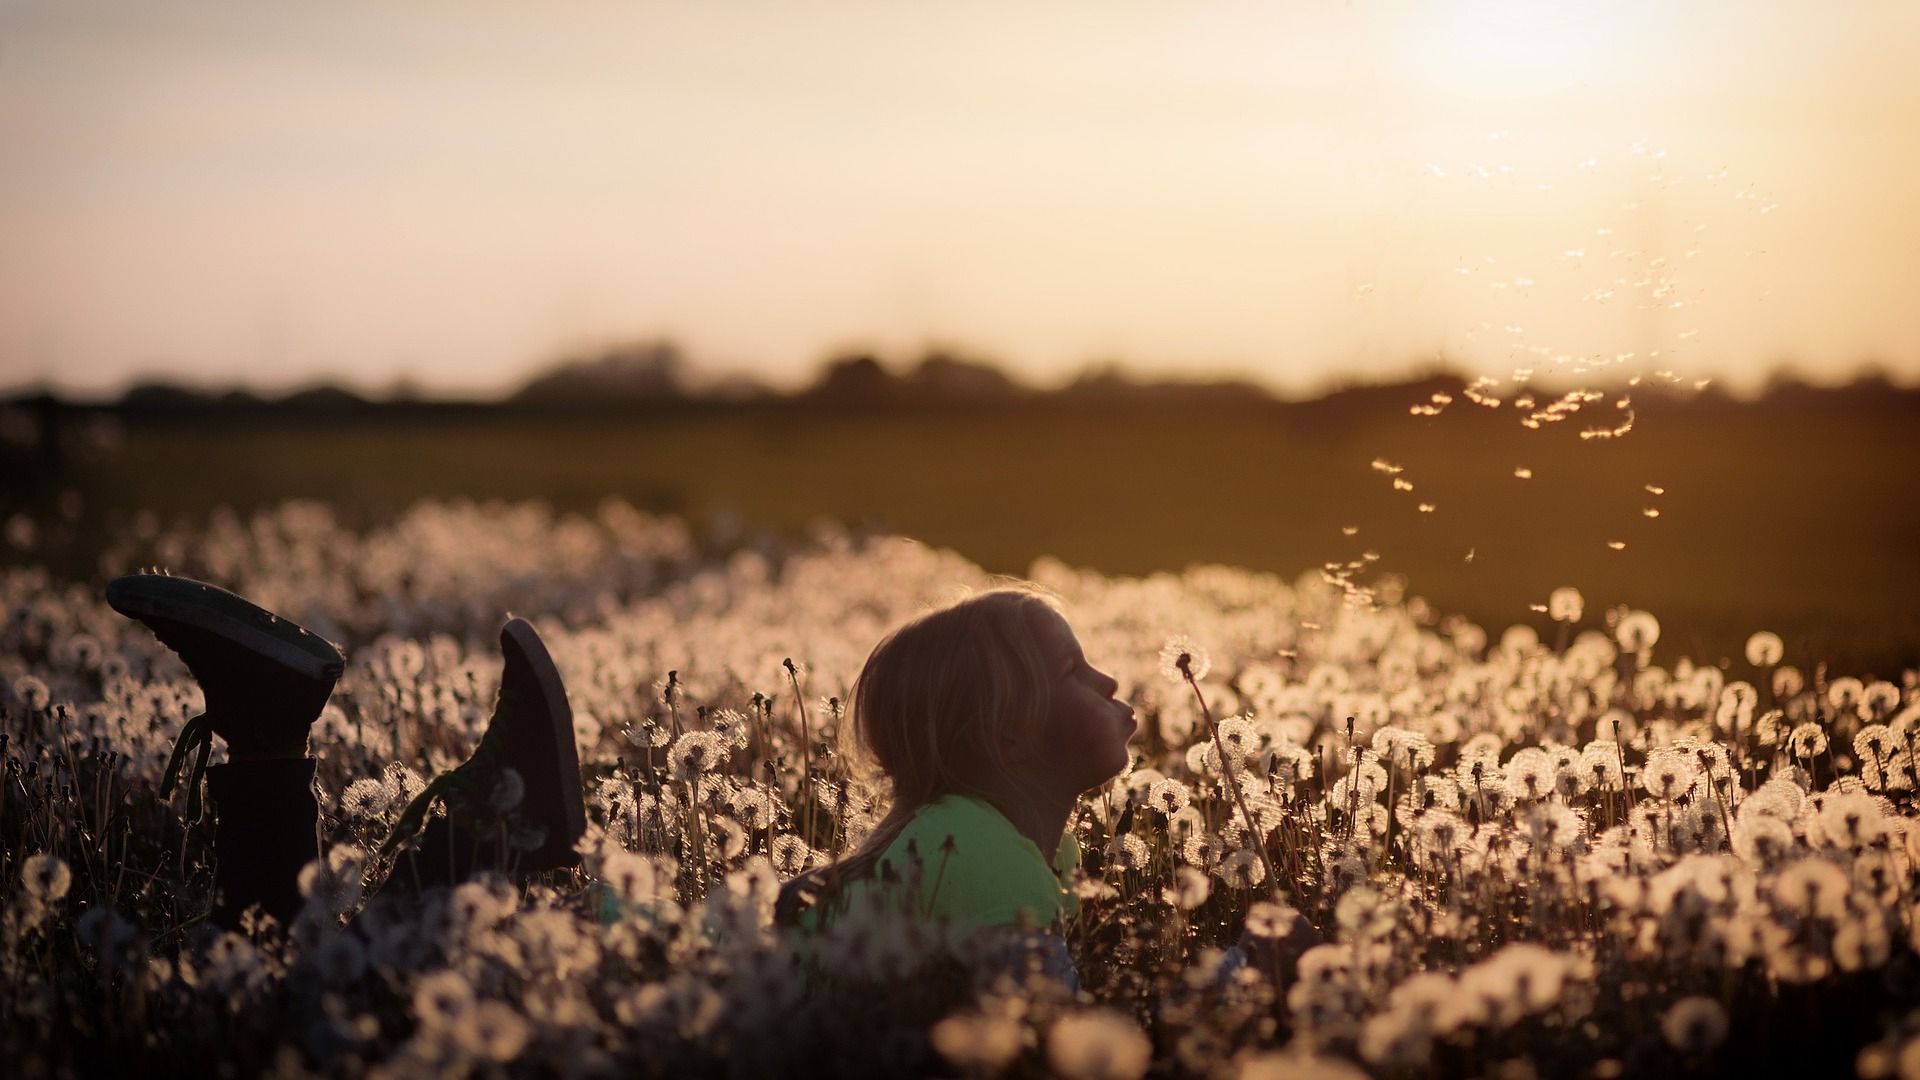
2,0,1917,398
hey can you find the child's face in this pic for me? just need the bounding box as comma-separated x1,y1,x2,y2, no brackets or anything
1027,608,1136,792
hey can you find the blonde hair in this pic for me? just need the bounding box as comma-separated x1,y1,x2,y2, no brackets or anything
777,584,1062,924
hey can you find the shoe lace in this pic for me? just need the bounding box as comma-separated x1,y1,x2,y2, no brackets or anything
379,704,511,856
159,713,216,821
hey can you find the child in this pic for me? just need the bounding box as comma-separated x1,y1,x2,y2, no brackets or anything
776,587,1137,938
109,573,1139,953
105,572,584,929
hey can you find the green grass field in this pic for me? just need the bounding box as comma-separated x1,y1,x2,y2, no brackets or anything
13,386,1920,671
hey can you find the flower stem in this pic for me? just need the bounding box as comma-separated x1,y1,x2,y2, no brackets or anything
1180,660,1284,901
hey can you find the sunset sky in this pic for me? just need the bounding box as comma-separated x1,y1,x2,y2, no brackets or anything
2,1,1917,397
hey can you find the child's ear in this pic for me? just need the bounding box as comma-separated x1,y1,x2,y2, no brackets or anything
998,726,1032,762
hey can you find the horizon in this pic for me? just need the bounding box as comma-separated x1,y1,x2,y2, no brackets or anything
4,2,1919,398
9,344,1915,406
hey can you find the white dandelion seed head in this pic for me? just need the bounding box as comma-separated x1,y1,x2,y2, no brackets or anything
670,731,725,780
1548,587,1584,623
1159,636,1211,683
1661,996,1729,1053
1163,866,1211,910
340,777,389,820
1108,833,1150,871
931,1011,1025,1072
770,834,815,876
1787,723,1829,759
13,674,51,711
1246,900,1305,941
454,1000,532,1063
1146,776,1192,816
22,852,72,903
1047,1009,1152,1080
1215,847,1267,889
1616,610,1660,652
1239,1053,1371,1080
1745,631,1785,667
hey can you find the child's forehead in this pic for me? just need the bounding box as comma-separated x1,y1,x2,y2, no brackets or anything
1023,605,1080,654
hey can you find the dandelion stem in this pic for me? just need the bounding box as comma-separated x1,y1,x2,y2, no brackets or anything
1179,661,1283,902
785,659,816,845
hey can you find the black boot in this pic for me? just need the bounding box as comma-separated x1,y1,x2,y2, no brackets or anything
383,617,584,884
205,757,320,928
106,572,343,927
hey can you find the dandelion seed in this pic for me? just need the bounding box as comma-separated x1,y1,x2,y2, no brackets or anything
1661,997,1728,1053
1514,467,1533,479
710,816,749,860
1787,723,1828,758
669,731,725,780
1417,503,1435,513
13,675,50,711
1548,587,1584,623
1817,791,1884,850
341,777,388,819
770,835,814,875
1774,856,1849,918
1181,833,1221,868
1393,478,1414,492
297,845,366,915
381,763,427,807
1108,833,1150,871
1216,848,1267,889
22,852,71,902
1862,680,1900,719
1158,637,1211,683
413,969,476,1030
1147,777,1192,816
1163,866,1211,910
1506,748,1557,801
1745,631,1784,667
1242,1055,1370,1080
1826,676,1866,717
730,788,776,831
932,1011,1025,1072
1640,750,1698,800
1048,1009,1152,1080
457,1000,532,1062
1607,540,1627,551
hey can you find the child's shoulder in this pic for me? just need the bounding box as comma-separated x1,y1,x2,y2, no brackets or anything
890,793,1030,862
883,793,1077,929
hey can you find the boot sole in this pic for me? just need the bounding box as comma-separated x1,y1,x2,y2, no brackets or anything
106,574,344,682
500,618,586,856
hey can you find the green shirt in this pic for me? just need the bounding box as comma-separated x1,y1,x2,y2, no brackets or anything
805,793,1081,933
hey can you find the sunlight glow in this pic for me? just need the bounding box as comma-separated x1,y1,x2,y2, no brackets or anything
1407,1,1647,101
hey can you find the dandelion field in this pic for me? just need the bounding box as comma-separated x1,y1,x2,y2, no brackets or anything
3,496,1918,1079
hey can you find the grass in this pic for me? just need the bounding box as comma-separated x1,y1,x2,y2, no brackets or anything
11,387,1919,670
